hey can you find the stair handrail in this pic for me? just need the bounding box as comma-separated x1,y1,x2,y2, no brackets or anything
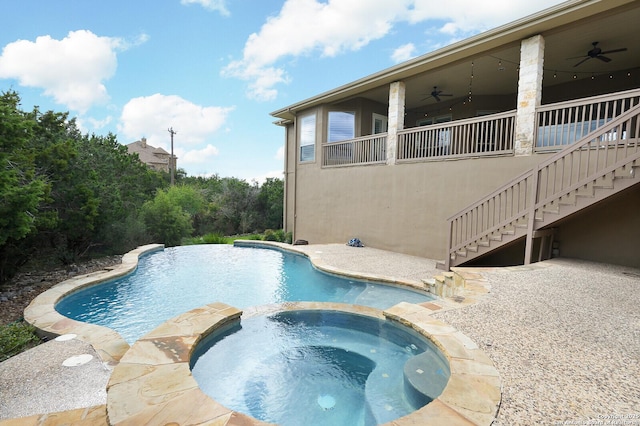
532,102,640,208
445,101,640,270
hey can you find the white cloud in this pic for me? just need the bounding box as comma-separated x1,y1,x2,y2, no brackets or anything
0,30,138,113
222,0,407,101
275,145,285,161
408,0,564,34
181,0,229,15
391,43,417,63
180,144,220,173
224,0,564,100
118,93,233,152
78,115,113,133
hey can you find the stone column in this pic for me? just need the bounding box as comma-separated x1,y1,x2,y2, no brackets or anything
515,34,545,156
387,81,406,165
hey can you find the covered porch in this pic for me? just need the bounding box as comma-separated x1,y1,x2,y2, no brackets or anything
312,0,640,168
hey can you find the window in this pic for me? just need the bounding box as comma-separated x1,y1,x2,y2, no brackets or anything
372,113,388,134
328,111,355,142
299,113,316,162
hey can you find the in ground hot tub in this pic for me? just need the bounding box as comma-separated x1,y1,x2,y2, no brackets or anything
190,309,450,426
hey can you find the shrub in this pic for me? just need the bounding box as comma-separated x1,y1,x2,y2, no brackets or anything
0,321,40,362
202,233,228,244
263,229,278,241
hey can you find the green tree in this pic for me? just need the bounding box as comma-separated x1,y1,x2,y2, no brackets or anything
0,92,47,245
257,177,284,230
213,177,259,235
0,92,48,281
141,189,193,246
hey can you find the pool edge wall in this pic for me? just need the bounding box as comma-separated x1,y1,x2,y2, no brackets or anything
23,243,165,364
233,240,432,295
106,301,501,426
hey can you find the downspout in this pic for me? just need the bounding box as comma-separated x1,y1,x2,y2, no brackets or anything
289,108,298,242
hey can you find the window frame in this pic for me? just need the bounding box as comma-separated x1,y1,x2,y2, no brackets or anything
299,113,316,163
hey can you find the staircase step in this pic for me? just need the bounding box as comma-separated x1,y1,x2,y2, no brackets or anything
514,220,528,228
576,183,595,197
558,194,576,206
593,175,614,189
615,166,636,179
455,250,467,257
478,240,491,247
466,245,478,253
489,234,502,242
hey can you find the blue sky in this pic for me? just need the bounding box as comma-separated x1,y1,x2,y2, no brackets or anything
0,0,564,183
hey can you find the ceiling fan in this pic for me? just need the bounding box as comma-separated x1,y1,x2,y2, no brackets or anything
422,86,453,102
570,41,627,67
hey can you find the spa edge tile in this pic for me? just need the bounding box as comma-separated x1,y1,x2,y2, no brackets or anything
390,399,477,425
432,333,482,360
119,336,198,365
107,364,198,423
448,357,500,377
145,310,242,339
109,387,233,426
437,373,501,425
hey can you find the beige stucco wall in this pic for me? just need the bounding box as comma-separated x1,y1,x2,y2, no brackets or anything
291,154,544,260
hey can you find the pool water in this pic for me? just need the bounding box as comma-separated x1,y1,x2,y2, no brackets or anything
190,310,450,426
56,245,433,343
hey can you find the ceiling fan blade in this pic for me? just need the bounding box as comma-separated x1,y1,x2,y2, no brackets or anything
574,57,591,67
597,55,612,63
440,94,453,97
434,94,441,102
600,48,627,55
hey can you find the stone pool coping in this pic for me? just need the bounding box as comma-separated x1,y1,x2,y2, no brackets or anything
21,242,501,425
23,244,165,364
107,301,500,425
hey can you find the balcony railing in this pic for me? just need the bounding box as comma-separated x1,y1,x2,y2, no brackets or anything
322,134,387,167
320,88,640,168
397,111,516,162
536,88,640,151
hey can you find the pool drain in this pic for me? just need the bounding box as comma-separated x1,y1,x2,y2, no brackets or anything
317,394,336,410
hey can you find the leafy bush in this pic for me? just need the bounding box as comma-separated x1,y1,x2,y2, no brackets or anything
202,233,229,244
141,189,193,246
0,321,40,362
263,229,289,243
263,229,278,241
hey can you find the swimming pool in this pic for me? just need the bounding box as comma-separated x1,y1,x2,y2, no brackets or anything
56,245,433,343
190,309,450,426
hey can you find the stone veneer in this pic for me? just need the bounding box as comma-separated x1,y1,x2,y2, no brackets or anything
18,242,501,425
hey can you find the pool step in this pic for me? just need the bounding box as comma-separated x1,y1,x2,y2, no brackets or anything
403,350,450,408
422,271,464,298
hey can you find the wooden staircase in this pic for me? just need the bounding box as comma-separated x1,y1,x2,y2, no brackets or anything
442,102,640,270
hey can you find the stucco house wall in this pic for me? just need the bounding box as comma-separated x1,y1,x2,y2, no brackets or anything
276,0,640,268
